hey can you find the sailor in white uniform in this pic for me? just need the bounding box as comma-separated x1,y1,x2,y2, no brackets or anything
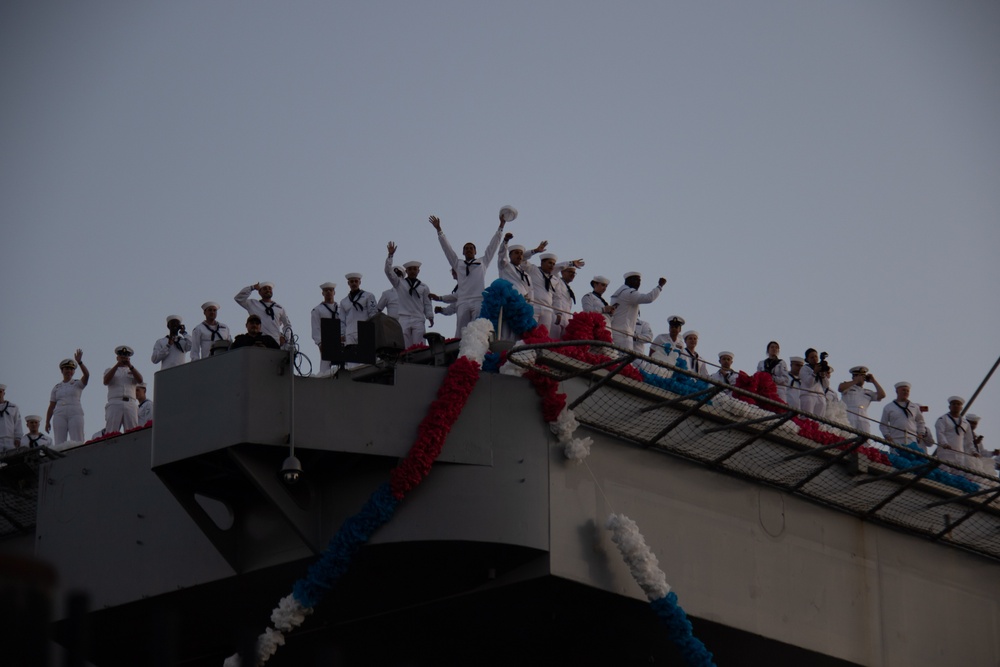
24,416,52,449
385,243,434,348
710,351,739,389
339,273,378,345
678,331,709,377
136,383,154,425
551,265,579,340
633,317,653,356
609,272,666,350
799,348,832,417
934,396,974,469
756,341,790,402
429,214,505,336
311,282,340,373
785,356,805,411
0,384,23,451
651,315,687,361
103,345,143,433
190,302,232,360
151,315,192,370
46,352,89,445
497,233,541,300
581,276,615,330
879,382,932,451
837,366,886,434
235,282,292,346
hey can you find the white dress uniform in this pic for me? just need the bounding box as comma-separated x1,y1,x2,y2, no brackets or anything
25,432,53,449
497,241,536,299
0,400,23,451
384,258,434,348
632,318,653,355
678,349,709,377
880,400,931,450
191,321,232,360
651,333,685,355
609,283,663,350
709,369,739,388
799,365,830,416
756,358,790,402
934,413,974,469
785,374,803,411
50,379,87,444
521,260,556,333
436,226,504,334
311,301,341,373
235,286,292,345
137,399,154,426
339,290,378,345
550,279,578,341
104,367,141,433
840,385,881,434
377,289,399,318
151,334,192,369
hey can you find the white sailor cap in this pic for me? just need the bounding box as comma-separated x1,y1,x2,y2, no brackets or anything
166,315,183,325
499,205,518,222
790,356,805,364
718,351,734,360
894,381,911,389
624,271,642,280
561,264,577,273
539,253,557,262
948,395,965,404
137,383,147,389
259,282,274,289
966,413,981,423
403,261,422,269
320,282,337,290
668,315,685,326
345,272,363,280
508,244,525,253
0,384,6,391
59,358,77,369
26,415,41,422
201,301,220,311
682,330,699,340
591,275,609,285
849,365,869,375
115,345,134,356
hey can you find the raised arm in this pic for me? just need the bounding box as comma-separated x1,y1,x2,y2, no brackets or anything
430,216,459,267
235,284,255,310
76,349,90,386
385,243,401,287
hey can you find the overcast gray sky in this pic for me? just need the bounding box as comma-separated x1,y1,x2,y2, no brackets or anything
2,1,998,444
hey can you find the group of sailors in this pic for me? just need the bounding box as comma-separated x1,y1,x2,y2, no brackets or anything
1,211,995,480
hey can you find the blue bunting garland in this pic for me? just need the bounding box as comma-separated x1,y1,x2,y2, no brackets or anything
887,443,980,494
650,593,716,667
479,279,536,336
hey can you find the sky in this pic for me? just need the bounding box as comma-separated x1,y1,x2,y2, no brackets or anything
2,1,998,445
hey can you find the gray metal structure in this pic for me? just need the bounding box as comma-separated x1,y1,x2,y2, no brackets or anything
3,344,999,665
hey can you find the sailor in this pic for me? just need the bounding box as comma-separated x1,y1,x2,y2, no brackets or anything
756,341,790,402
231,314,281,349
551,264,579,340
879,382,932,451
581,276,615,328
786,356,805,411
799,348,832,417
377,267,403,319
190,302,232,360
837,366,886,434
24,415,52,449
235,282,292,346
966,414,995,476
0,384,23,451
429,213,506,336
651,315,687,361
710,351,739,388
934,397,974,470
678,331,710,377
151,315,192,370
46,351,89,445
609,272,666,350
385,243,434,348
338,273,378,346
310,282,340,373
633,316,653,356
497,233,542,300
137,383,154,425
103,345,143,434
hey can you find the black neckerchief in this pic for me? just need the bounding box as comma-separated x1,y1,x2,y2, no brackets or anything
321,303,339,319
593,291,608,306
406,277,422,296
464,258,480,276
893,400,912,418
349,291,366,311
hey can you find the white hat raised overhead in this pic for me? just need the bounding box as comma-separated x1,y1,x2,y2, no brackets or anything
499,205,518,223
166,315,183,325
345,272,363,280
718,351,734,359
591,275,609,284
948,395,965,404
403,261,422,269
539,253,557,262
320,282,337,290
201,301,220,311
894,381,911,389
508,244,525,253
624,271,641,280
790,356,805,364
